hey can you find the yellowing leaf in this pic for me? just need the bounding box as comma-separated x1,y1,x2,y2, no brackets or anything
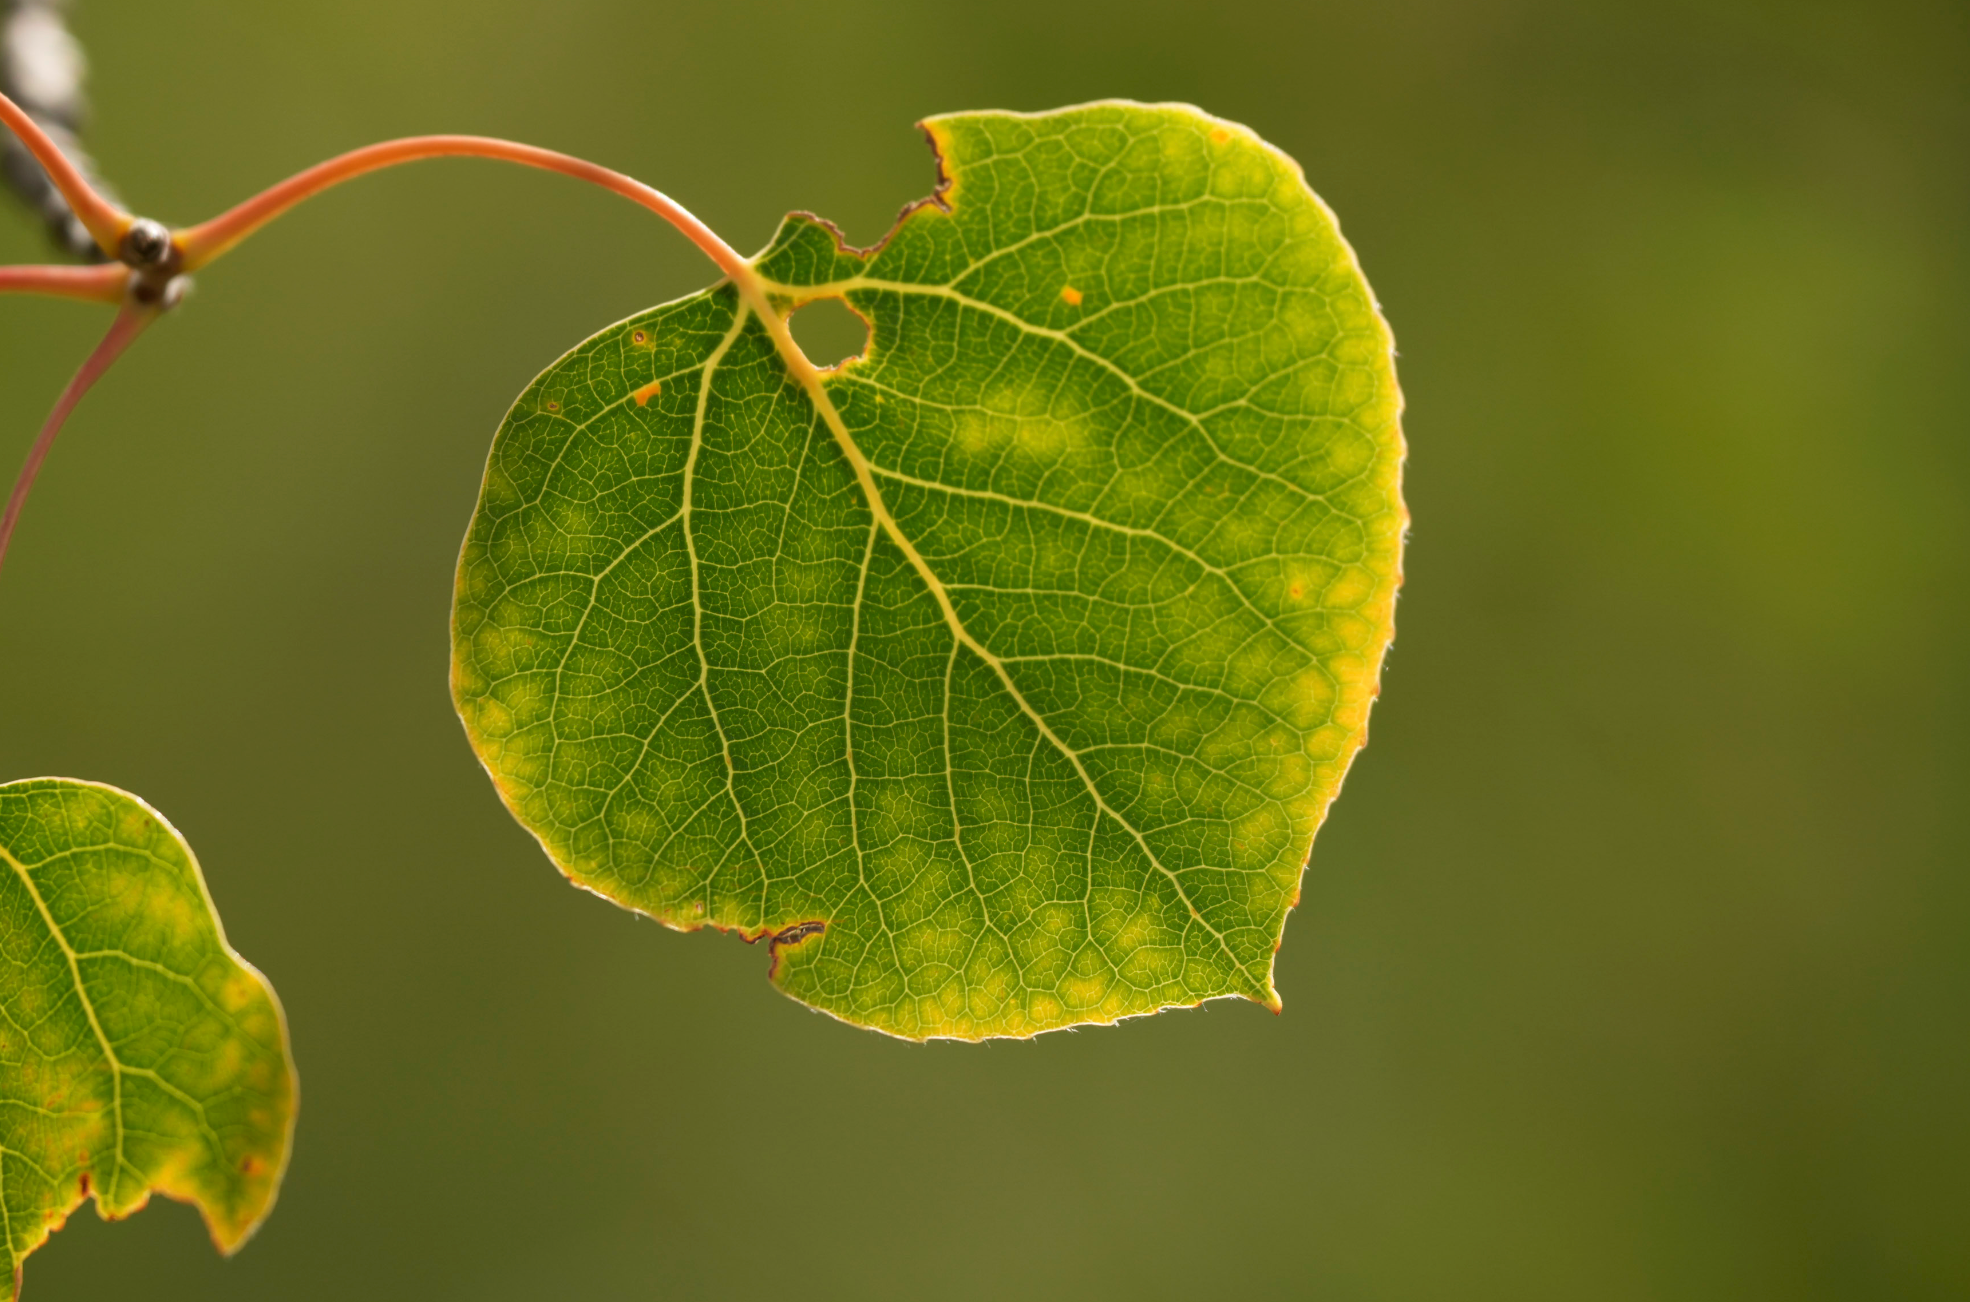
0,779,295,1297
453,101,1405,1040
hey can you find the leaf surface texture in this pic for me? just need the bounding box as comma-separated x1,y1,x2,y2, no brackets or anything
0,778,294,1296
453,102,1405,1039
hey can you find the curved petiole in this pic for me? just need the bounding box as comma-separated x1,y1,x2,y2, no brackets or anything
0,262,129,303
0,103,805,589
173,135,756,288
0,90,131,258
0,303,154,582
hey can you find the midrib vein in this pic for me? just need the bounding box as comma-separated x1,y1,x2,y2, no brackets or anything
683,307,759,892
737,272,1254,983
0,1118,12,1273
0,843,125,1204
843,519,903,977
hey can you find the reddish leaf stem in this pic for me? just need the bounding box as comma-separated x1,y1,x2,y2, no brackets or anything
0,91,133,257
174,135,753,285
0,263,129,303
0,121,774,590
0,304,154,583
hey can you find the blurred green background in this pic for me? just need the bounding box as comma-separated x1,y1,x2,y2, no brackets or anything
2,1,1964,1297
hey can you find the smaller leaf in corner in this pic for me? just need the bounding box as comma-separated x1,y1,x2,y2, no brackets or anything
0,778,296,1300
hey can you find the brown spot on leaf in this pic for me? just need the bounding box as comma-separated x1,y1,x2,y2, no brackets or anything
765,920,827,981
772,921,826,947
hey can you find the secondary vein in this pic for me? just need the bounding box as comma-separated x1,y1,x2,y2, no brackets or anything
0,843,126,1205
738,270,1257,985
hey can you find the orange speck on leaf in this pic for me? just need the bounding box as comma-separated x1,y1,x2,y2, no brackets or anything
631,330,648,344
1060,286,1083,306
1211,127,1231,143
1290,585,1304,598
545,400,560,412
633,379,662,407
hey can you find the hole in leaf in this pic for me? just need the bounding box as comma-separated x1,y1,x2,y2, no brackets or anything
789,297,869,369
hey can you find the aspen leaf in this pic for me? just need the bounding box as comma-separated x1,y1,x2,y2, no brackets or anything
0,778,295,1298
453,102,1405,1040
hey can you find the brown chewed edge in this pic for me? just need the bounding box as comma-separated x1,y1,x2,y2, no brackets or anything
0,778,296,1298
452,101,1404,1041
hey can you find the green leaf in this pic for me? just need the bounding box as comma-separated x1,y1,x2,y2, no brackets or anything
453,101,1405,1040
0,779,295,1297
